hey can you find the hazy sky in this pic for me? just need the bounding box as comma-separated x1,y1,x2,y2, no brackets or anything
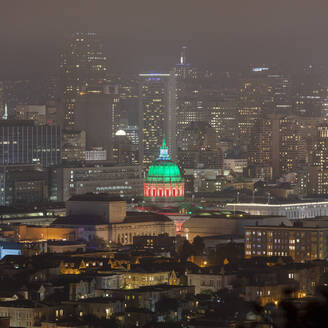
1,0,328,77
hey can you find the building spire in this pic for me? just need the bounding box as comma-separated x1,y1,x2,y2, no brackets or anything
180,46,187,65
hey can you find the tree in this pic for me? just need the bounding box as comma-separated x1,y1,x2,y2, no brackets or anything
86,236,107,250
215,242,243,265
179,239,194,261
192,236,205,256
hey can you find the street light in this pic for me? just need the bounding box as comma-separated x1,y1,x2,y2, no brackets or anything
252,188,258,203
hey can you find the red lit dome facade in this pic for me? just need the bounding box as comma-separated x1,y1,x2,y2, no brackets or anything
144,139,184,202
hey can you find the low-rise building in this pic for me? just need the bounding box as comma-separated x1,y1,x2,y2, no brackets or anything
53,164,143,201
182,210,290,242
11,195,176,247
245,223,328,262
187,267,236,294
77,297,124,319
244,281,298,306
0,300,64,327
110,212,176,245
122,268,178,289
225,201,328,219
0,242,21,260
224,158,248,174
133,233,176,252
47,241,86,253
95,274,124,290
104,285,194,312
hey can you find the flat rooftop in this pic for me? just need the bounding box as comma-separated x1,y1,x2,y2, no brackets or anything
226,201,328,207
191,210,283,220
68,193,125,202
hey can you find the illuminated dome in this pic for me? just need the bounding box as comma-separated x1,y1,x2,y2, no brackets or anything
115,130,126,136
146,140,182,183
144,138,184,202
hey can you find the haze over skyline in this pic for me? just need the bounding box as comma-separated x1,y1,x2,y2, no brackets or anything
1,0,328,77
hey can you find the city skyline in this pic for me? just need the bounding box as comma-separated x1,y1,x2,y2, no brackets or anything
1,1,328,77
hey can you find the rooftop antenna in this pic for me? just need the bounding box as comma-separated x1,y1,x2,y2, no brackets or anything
180,46,187,65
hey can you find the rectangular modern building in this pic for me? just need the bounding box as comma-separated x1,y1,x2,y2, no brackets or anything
0,120,61,168
245,224,328,262
75,92,120,161
0,164,49,206
225,202,328,219
52,164,144,201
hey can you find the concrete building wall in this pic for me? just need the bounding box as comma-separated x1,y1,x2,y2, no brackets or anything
110,221,176,245
65,200,126,223
187,273,236,295
75,93,114,160
17,225,77,241
225,202,328,219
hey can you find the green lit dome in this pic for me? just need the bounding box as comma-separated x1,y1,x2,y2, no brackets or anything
146,139,183,183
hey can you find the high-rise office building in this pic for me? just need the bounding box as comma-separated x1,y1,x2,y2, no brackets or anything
247,115,319,182
173,46,198,80
138,73,177,165
293,66,327,117
174,47,219,151
237,66,292,143
1,79,54,119
209,91,239,141
113,130,138,165
178,121,223,171
15,105,47,125
61,129,86,162
247,115,278,181
308,124,328,195
113,74,139,126
0,120,61,168
177,97,210,139
75,91,120,161
58,32,109,128
0,82,4,119
0,165,49,206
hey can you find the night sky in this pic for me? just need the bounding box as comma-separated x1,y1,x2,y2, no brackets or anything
1,0,328,77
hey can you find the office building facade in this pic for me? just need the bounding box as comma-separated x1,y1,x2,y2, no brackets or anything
0,165,49,206
58,32,109,128
53,164,144,201
0,121,61,168
138,73,177,165
245,224,328,262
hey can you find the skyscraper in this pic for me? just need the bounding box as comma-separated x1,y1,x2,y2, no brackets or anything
308,124,328,195
178,121,223,171
237,65,292,143
138,73,177,165
174,46,197,80
174,46,215,149
0,120,61,168
75,91,119,161
58,32,109,128
247,114,318,182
